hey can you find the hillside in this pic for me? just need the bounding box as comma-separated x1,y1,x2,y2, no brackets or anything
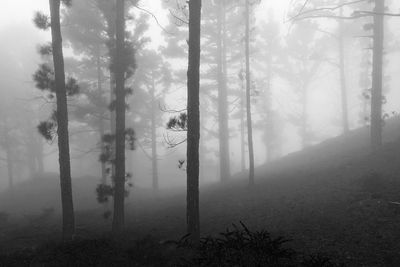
1,118,400,266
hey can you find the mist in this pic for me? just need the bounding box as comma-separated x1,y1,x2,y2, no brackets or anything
0,0,399,266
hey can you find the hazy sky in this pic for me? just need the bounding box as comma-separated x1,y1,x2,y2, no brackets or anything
0,1,291,36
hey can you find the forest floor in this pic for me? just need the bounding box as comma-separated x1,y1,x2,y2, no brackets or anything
1,119,400,266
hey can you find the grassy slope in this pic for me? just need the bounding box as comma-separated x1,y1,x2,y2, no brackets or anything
1,118,400,266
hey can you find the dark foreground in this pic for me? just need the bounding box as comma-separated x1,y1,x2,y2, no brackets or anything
1,121,400,266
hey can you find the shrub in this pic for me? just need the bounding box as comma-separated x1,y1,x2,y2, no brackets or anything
177,222,295,267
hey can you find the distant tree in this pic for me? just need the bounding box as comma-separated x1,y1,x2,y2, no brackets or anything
62,0,110,183
290,0,393,151
33,0,76,240
252,15,283,163
130,50,171,190
187,0,202,243
245,0,255,186
283,20,324,149
370,0,385,151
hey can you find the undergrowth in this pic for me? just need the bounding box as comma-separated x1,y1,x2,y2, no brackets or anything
0,222,346,267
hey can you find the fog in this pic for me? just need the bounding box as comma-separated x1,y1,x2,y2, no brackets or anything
0,0,400,265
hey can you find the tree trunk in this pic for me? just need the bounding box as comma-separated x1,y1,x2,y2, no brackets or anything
151,74,159,191
187,0,201,243
49,0,75,240
240,71,246,172
217,0,230,182
245,0,255,186
97,47,107,184
112,0,126,234
370,0,384,151
339,6,349,134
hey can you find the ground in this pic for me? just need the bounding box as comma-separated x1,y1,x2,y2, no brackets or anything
1,118,400,266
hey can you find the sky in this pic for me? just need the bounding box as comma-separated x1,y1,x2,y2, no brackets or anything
0,0,291,41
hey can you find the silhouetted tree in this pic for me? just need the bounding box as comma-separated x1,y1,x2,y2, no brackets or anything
245,0,255,186
113,0,127,234
187,0,202,243
33,0,76,240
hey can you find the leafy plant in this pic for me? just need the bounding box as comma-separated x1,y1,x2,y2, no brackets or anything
176,222,294,266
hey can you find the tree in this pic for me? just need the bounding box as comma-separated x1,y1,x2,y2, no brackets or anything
130,50,171,190
62,0,110,183
187,0,202,243
245,0,255,186
112,0,127,233
216,0,231,182
290,0,393,151
33,0,76,240
370,0,385,151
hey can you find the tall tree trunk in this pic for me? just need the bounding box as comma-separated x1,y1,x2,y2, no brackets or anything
112,0,126,234
97,47,107,184
49,0,75,240
339,6,349,134
187,0,201,243
245,0,255,186
217,0,230,182
240,71,246,172
151,74,159,191
370,0,384,151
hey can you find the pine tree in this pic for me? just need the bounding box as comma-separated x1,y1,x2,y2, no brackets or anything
112,0,126,234
245,0,255,186
187,0,202,243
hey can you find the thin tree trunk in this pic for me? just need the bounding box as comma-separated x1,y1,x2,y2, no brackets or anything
49,0,75,240
339,6,349,134
217,0,230,182
187,0,202,243
151,74,159,191
370,0,384,151
240,71,246,172
245,0,255,186
97,46,107,184
112,0,126,234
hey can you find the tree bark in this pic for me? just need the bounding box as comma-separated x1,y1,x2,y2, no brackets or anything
370,0,384,151
187,0,201,243
217,0,230,182
112,0,126,234
245,0,255,186
49,0,75,240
